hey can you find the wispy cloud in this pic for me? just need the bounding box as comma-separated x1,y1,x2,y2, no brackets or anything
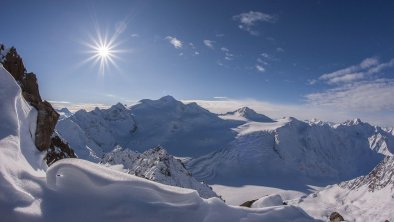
233,11,276,35
318,57,382,84
220,47,234,60
256,64,265,72
130,33,139,38
213,96,228,100
303,56,394,125
189,42,199,55
255,52,273,73
165,36,183,49
306,79,394,112
48,100,71,104
50,102,110,113
203,40,215,49
221,47,229,52
183,97,394,127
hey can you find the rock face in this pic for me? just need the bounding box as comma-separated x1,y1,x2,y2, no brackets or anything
35,101,60,151
45,133,77,166
101,146,219,199
340,156,394,191
2,47,26,82
1,45,76,165
240,199,257,208
329,212,344,222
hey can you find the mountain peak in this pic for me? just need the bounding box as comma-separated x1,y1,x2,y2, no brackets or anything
159,95,177,102
223,106,274,122
111,102,127,110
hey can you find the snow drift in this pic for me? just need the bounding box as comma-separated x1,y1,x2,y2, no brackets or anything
292,156,394,221
0,66,315,221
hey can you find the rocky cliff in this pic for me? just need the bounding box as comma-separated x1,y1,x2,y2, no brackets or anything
0,44,76,165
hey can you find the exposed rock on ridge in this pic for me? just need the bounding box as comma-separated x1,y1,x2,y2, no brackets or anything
0,44,76,165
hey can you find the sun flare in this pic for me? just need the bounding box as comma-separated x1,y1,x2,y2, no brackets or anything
82,31,126,76
97,45,110,58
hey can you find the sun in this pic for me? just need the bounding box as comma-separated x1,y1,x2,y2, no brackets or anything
82,31,125,76
97,45,110,58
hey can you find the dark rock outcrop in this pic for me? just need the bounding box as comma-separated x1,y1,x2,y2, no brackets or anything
239,199,257,208
329,212,344,222
1,45,76,165
21,72,42,105
45,134,77,166
2,47,26,82
36,101,60,151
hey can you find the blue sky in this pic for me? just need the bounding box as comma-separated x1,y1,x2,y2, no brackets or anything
1,0,394,125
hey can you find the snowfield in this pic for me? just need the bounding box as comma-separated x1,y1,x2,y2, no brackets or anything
290,156,394,221
0,66,317,221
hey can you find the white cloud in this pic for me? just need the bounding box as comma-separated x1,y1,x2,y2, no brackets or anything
276,47,284,52
233,11,275,35
165,36,183,49
183,96,394,127
326,72,365,84
50,102,110,113
48,100,71,104
360,57,379,68
213,96,228,100
306,79,394,112
261,53,270,58
319,57,384,84
131,33,139,38
221,47,229,52
256,64,265,72
203,40,215,49
303,57,394,126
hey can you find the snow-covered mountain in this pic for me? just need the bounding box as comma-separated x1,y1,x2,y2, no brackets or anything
0,64,315,222
56,96,394,186
291,156,394,221
127,96,237,157
56,103,137,161
101,146,218,198
188,117,392,186
57,96,238,158
56,107,73,120
219,107,274,123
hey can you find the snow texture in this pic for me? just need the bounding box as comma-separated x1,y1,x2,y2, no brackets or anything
292,156,394,221
251,194,284,208
57,96,238,158
219,107,274,123
101,146,218,198
0,66,315,222
188,117,391,190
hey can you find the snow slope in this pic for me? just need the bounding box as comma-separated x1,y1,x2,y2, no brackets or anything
101,146,218,198
57,96,239,158
0,66,315,222
56,103,137,161
127,96,238,157
56,108,72,120
188,117,392,205
219,107,274,123
291,156,394,221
